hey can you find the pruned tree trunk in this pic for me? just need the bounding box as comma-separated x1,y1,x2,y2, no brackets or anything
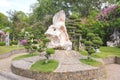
45,54,50,64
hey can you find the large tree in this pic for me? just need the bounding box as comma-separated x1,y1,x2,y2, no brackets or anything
7,11,29,41
32,0,117,20
0,13,9,29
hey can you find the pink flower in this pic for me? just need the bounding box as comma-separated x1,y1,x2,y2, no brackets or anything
21,39,27,45
0,30,5,37
96,5,118,20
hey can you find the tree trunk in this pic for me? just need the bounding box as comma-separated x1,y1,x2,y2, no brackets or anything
45,54,49,64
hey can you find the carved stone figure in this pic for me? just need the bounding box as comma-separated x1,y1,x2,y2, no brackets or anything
107,29,120,47
45,10,72,50
5,33,10,46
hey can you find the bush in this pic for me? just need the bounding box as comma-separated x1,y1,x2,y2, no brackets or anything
85,46,95,55
25,46,30,49
10,41,17,45
43,38,51,43
33,40,38,44
46,48,55,55
32,46,37,49
0,42,5,46
84,41,93,46
80,39,86,43
87,33,95,40
117,43,120,48
37,48,43,52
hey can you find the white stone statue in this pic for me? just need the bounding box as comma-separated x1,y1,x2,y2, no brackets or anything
5,33,10,46
45,10,72,50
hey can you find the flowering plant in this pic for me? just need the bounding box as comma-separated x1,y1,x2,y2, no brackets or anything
21,39,27,45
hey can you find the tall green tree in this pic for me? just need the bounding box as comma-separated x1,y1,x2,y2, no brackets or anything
8,11,29,41
0,13,9,29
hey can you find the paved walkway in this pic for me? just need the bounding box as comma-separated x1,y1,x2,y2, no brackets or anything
0,53,34,80
0,50,120,80
106,64,120,80
52,50,96,72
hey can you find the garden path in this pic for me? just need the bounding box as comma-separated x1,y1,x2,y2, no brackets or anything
106,64,120,80
0,53,34,80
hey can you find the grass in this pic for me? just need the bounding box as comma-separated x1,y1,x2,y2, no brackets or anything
92,47,120,58
0,46,24,54
80,47,120,58
30,59,59,72
79,50,88,56
13,53,39,60
80,58,103,67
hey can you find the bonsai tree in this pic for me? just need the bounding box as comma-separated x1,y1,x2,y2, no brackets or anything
45,48,55,63
86,33,103,53
81,32,103,59
92,37,103,53
84,41,95,59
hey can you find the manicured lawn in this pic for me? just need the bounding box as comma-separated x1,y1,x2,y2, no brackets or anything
79,50,88,56
92,47,120,58
13,53,39,60
30,59,59,72
80,47,120,58
0,46,24,54
80,58,103,67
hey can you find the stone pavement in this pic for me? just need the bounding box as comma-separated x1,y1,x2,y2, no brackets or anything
0,53,34,80
106,64,120,80
0,50,120,80
52,50,97,72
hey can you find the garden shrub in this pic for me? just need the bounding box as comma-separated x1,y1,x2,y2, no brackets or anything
33,40,38,44
10,41,17,45
46,48,55,55
32,45,37,49
45,48,55,63
0,42,5,46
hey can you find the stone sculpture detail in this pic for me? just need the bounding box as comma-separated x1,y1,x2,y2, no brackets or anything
107,29,120,47
45,10,72,50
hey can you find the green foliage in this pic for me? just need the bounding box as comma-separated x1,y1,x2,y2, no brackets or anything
43,38,51,43
117,44,120,48
0,42,5,46
86,33,95,40
80,58,103,67
69,13,79,19
13,53,39,60
0,13,9,29
66,13,82,50
37,48,43,52
85,46,95,55
25,46,30,49
32,45,37,49
46,48,55,55
92,47,120,58
84,41,93,46
0,46,24,54
79,50,88,56
30,59,58,72
33,40,38,44
80,39,86,43
10,41,17,45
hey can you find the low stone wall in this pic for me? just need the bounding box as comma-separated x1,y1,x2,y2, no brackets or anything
115,57,120,64
102,56,116,65
0,49,27,59
102,56,120,65
11,64,105,80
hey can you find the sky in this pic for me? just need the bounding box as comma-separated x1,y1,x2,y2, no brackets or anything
0,0,37,16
